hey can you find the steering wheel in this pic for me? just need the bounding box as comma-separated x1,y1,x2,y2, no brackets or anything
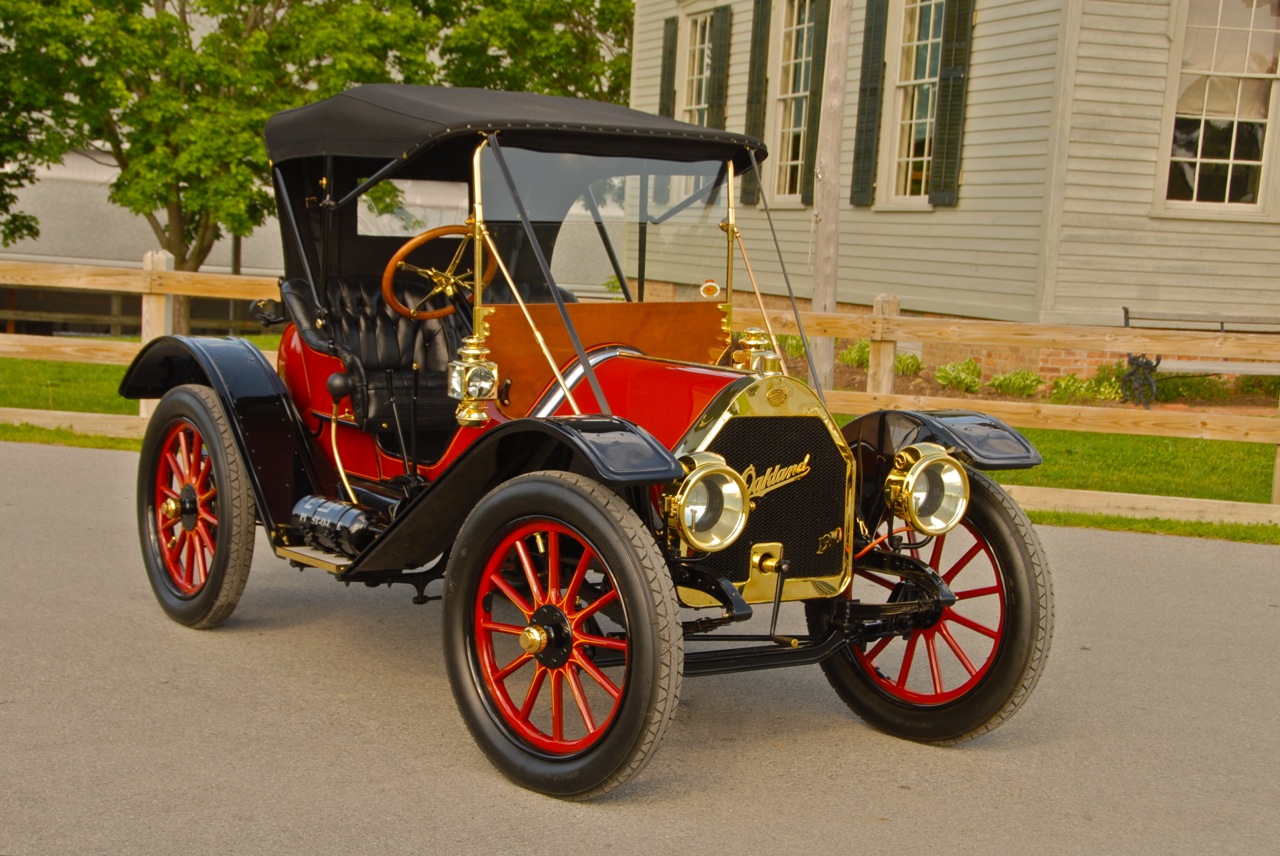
381,224,498,320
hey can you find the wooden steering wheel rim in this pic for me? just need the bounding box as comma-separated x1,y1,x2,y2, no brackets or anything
381,224,498,320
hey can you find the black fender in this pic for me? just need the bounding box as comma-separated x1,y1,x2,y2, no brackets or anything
348,415,682,574
119,335,336,533
843,409,1040,528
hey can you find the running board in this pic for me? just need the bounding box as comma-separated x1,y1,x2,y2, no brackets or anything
274,544,350,573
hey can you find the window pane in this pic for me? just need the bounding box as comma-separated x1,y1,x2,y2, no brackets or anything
892,0,945,199
1234,121,1266,159
1166,0,1278,205
1202,118,1234,158
1229,161,1262,201
1168,161,1196,200
1197,162,1230,202
685,15,713,128
775,0,816,196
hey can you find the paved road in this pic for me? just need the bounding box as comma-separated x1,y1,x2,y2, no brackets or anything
2,441,1278,855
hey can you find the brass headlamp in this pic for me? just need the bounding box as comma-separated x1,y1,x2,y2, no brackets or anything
884,443,970,536
666,452,751,552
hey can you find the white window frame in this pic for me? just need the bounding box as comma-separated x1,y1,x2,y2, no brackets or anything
767,0,817,201
876,0,945,210
683,12,715,128
1154,0,1280,221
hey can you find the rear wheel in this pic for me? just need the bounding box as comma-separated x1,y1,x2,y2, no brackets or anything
807,469,1052,743
137,384,255,629
444,472,682,799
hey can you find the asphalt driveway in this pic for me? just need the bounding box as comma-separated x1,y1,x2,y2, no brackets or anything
2,441,1277,854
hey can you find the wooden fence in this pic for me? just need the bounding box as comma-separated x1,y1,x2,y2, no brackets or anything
2,259,1278,524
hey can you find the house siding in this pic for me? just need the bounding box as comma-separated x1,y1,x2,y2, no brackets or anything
633,0,1064,322
832,0,1062,322
1045,0,1280,325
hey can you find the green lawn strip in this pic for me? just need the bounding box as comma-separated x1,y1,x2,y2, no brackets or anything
0,423,142,451
992,427,1275,505
0,357,136,414
1025,510,1280,545
0,334,280,416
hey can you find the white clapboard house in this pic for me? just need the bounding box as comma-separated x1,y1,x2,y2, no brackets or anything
631,0,1280,329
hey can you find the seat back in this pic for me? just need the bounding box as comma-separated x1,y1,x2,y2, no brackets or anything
281,277,460,432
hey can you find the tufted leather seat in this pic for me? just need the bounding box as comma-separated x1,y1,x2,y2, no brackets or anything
281,277,461,433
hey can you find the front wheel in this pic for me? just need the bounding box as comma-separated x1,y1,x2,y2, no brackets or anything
807,469,1053,743
443,472,682,799
137,384,255,629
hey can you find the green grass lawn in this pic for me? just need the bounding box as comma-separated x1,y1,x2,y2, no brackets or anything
991,427,1276,505
0,358,137,414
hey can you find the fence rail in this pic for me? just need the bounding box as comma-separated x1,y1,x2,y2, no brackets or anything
2,260,1278,520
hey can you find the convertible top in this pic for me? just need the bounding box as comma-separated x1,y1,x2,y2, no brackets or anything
264,85,766,171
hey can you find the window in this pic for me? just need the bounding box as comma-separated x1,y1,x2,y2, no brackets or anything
357,180,469,237
685,14,715,128
1165,0,1280,206
890,0,946,198
851,0,973,208
775,0,817,196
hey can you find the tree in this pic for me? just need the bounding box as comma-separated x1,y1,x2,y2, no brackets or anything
0,2,81,245
0,0,447,270
439,0,633,104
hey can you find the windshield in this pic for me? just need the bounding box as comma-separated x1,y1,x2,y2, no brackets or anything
478,146,733,304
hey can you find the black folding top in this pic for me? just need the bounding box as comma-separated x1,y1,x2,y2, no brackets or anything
264,85,765,170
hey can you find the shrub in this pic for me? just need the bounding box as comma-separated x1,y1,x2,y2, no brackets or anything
989,370,1043,397
776,334,807,358
1050,369,1124,404
935,358,982,393
1155,373,1231,402
895,353,923,376
837,339,870,368
1049,374,1091,404
1236,375,1280,397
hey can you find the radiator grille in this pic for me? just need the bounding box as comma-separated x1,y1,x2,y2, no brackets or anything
698,415,848,583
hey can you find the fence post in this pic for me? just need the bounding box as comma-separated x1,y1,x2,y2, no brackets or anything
867,293,900,395
1273,397,1279,504
139,250,175,419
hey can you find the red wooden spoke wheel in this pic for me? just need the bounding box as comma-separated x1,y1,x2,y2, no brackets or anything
806,469,1053,744
444,472,682,799
851,519,1006,705
473,520,629,754
137,385,255,629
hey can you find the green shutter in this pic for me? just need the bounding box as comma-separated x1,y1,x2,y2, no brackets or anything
850,0,888,206
656,16,678,204
658,16,679,119
928,0,974,206
800,0,832,205
707,6,732,131
741,0,773,205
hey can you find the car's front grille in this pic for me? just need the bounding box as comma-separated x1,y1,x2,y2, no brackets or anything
698,415,848,583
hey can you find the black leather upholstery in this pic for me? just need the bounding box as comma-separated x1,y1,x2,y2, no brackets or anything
281,277,460,432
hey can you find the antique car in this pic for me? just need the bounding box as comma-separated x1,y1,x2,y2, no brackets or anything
120,85,1053,799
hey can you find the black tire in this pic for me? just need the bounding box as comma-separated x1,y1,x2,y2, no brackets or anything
137,384,256,629
806,469,1053,743
443,472,682,799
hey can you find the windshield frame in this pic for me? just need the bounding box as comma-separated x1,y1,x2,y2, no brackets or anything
464,133,740,419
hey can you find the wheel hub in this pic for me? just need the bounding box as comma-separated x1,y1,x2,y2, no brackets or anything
528,604,573,668
178,483,199,532
518,625,549,655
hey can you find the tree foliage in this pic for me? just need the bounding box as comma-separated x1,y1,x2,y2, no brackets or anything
0,1,81,245
0,0,445,269
439,0,634,104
